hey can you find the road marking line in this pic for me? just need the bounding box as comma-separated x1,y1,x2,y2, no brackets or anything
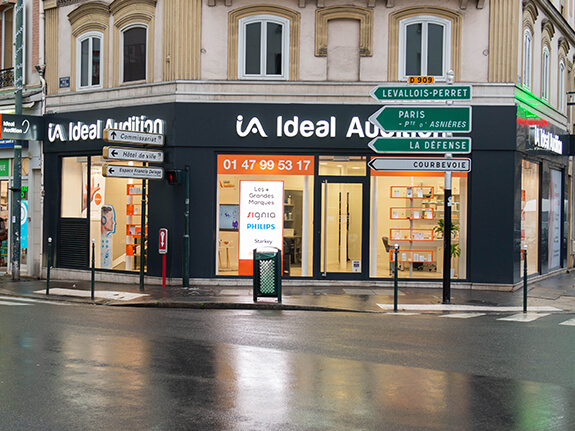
33,289,149,301
0,300,30,306
377,304,561,312
383,312,422,316
559,318,575,326
440,313,486,319
498,313,551,322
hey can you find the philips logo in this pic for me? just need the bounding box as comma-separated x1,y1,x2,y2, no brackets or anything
247,223,275,230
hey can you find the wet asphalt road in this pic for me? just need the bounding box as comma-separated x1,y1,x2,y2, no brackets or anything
0,300,574,430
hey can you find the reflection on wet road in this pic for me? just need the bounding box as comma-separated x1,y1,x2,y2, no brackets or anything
0,305,574,430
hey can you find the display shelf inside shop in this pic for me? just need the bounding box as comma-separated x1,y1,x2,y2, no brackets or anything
390,249,434,263
390,207,434,220
390,228,434,241
390,186,434,199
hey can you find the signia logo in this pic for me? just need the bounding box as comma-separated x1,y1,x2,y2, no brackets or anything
236,115,268,138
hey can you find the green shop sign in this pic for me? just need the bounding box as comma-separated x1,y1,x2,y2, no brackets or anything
0,159,9,177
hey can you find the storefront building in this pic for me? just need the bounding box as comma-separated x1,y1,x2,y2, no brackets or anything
43,95,570,290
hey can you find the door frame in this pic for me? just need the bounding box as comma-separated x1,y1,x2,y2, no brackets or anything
314,175,370,280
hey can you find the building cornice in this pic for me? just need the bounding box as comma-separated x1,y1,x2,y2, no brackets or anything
534,0,575,46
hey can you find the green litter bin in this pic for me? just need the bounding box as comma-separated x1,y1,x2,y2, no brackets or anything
253,247,282,303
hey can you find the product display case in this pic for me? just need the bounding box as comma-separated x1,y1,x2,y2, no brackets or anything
388,185,439,272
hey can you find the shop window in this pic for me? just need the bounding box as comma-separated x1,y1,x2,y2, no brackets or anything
521,160,539,275
122,25,147,83
238,15,289,79
77,32,102,88
370,172,467,280
523,29,533,90
60,156,146,271
216,155,314,277
398,16,451,80
541,46,550,101
548,168,562,270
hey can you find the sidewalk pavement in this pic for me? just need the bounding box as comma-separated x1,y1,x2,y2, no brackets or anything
0,271,575,313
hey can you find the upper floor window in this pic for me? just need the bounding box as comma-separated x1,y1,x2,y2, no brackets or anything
541,46,550,101
559,60,566,112
238,15,289,80
398,16,451,80
121,25,147,83
77,32,102,89
523,29,533,90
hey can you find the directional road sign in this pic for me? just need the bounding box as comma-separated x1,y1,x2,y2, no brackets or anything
369,105,472,133
102,164,165,180
368,137,471,154
368,157,471,172
370,85,472,101
103,128,164,146
103,146,164,163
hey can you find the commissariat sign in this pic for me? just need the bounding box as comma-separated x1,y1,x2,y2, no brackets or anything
369,157,471,172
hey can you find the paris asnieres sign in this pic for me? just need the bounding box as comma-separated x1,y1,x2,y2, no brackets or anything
369,106,472,133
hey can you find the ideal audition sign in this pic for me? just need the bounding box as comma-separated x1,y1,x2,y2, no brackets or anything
238,180,284,275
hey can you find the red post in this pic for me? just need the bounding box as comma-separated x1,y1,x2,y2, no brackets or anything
162,254,167,288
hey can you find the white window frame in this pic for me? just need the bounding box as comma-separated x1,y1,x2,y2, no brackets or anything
238,14,290,80
398,15,451,81
523,29,533,90
120,24,148,84
558,60,566,112
541,46,550,101
77,31,103,89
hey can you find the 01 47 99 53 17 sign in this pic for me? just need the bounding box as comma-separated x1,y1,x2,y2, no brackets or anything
217,154,315,176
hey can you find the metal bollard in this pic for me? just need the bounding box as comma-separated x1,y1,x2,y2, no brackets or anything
394,244,399,312
523,246,528,313
91,239,95,301
46,237,52,295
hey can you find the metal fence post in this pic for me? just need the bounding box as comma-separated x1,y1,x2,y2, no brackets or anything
46,237,52,295
91,239,95,301
523,246,528,313
394,244,399,312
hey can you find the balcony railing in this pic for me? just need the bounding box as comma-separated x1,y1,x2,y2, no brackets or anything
0,68,14,89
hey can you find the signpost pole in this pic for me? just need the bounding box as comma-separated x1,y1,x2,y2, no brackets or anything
442,71,455,304
443,159,452,304
11,0,23,281
139,177,146,291
183,166,190,288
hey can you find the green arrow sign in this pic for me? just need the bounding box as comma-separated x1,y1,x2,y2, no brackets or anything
369,106,472,133
368,137,471,154
370,85,472,101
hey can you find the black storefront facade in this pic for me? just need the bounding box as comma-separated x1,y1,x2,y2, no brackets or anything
43,100,569,289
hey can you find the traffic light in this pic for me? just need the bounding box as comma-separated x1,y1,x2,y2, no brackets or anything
165,169,183,185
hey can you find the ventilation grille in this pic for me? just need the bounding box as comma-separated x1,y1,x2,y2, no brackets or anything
58,218,89,269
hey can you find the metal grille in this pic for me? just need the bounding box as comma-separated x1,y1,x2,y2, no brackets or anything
0,68,14,89
258,259,276,294
58,218,89,268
